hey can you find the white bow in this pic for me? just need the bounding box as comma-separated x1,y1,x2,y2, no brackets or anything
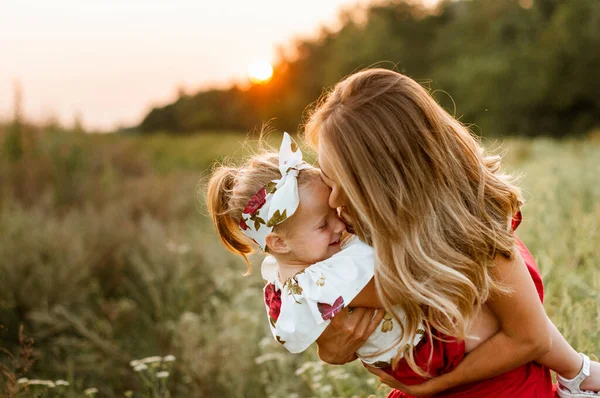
239,133,312,250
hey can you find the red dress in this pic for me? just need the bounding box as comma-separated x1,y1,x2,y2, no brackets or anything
387,212,556,397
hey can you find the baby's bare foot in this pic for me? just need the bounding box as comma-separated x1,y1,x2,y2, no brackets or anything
579,360,600,392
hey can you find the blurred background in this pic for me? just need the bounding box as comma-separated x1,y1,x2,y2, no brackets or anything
1,0,599,397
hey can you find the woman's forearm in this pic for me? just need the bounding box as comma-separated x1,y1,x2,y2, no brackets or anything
432,330,551,390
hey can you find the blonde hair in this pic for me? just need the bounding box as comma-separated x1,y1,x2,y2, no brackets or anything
206,151,319,274
305,69,522,375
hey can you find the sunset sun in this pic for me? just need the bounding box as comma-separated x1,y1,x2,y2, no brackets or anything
247,60,273,84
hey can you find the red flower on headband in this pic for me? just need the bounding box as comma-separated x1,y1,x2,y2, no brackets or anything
318,296,345,321
243,187,267,215
264,283,282,326
239,218,249,230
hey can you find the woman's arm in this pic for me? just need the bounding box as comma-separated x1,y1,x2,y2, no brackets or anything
316,307,385,364
366,249,552,396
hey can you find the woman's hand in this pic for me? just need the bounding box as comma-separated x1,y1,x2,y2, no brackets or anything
364,365,447,396
316,307,385,364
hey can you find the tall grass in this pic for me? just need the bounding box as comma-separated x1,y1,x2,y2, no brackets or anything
0,125,598,397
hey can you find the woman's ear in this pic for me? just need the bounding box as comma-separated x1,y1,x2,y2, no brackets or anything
266,232,290,255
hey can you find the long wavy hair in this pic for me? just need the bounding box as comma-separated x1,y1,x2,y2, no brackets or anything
304,68,523,375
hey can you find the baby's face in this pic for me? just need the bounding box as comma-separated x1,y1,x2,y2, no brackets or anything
284,177,346,264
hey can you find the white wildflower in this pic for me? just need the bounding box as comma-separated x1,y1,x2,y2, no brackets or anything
254,352,285,364
55,380,69,386
134,363,148,372
17,378,28,384
129,359,141,367
295,362,311,375
139,356,162,364
156,371,169,378
321,385,333,394
166,241,190,254
27,379,55,387
84,387,99,395
163,354,176,362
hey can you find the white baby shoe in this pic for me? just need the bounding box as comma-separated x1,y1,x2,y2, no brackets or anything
557,353,600,397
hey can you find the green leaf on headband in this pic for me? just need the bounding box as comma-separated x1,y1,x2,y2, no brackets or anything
267,209,287,227
290,140,298,153
265,181,278,194
250,214,266,230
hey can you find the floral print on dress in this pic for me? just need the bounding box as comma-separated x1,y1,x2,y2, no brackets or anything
316,273,325,287
372,361,391,369
317,296,344,321
284,274,304,303
264,283,282,326
381,312,394,332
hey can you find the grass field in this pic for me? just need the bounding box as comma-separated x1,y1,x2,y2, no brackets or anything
0,125,599,397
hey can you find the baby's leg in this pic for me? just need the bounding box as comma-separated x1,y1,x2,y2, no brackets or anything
537,316,600,392
465,305,600,392
464,304,500,353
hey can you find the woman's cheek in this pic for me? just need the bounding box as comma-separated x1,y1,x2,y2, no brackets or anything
329,187,345,208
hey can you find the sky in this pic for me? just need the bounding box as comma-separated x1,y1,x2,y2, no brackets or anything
1,0,387,131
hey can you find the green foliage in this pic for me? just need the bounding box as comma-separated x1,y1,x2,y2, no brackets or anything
0,126,598,397
139,0,600,137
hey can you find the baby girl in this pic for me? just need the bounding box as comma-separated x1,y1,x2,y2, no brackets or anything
207,133,599,396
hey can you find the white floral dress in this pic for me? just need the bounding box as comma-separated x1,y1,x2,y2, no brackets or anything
261,236,425,367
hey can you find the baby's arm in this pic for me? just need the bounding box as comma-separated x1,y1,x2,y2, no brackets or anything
348,279,383,308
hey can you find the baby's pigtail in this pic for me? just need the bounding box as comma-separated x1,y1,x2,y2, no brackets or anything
206,166,255,274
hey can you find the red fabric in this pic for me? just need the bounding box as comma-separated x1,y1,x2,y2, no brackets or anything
387,211,556,398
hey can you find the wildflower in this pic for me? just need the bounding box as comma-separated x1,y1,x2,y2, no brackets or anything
55,380,69,386
129,359,141,367
17,378,28,384
27,379,56,388
124,390,134,397
163,354,176,362
84,387,99,395
139,356,162,364
134,363,148,372
156,371,169,378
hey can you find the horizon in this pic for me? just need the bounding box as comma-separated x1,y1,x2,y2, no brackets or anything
1,0,405,131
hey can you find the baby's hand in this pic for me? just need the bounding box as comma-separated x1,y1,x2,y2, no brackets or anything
316,307,384,364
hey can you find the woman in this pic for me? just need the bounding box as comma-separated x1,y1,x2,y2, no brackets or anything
304,69,557,397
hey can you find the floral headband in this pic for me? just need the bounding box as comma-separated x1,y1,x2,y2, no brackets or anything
239,132,312,250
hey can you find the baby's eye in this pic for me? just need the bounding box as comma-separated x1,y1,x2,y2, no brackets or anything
318,221,328,230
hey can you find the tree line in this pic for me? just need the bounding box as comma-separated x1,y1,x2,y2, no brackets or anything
139,0,600,137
